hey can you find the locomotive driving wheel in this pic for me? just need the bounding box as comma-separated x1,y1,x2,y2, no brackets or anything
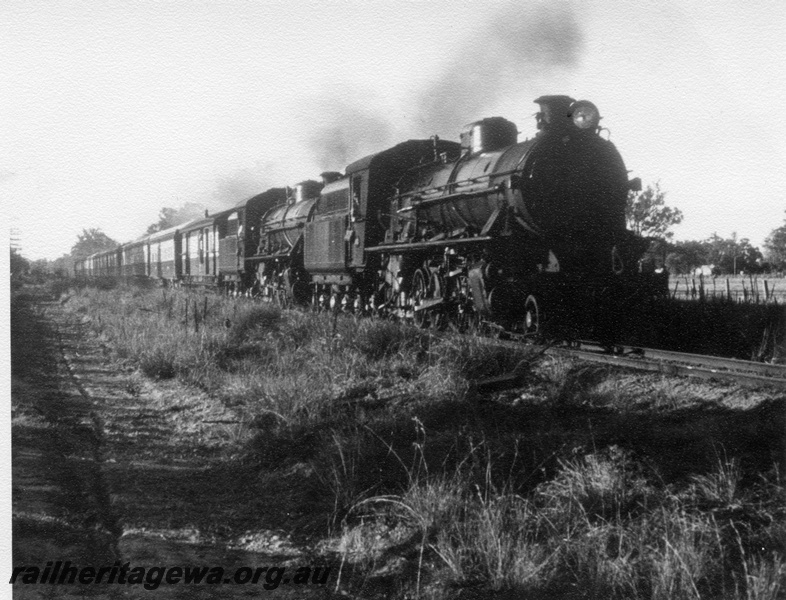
371,283,393,316
411,270,429,328
428,271,446,330
524,295,541,338
453,274,478,332
274,288,289,308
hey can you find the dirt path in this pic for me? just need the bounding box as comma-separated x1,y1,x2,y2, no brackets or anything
11,293,336,599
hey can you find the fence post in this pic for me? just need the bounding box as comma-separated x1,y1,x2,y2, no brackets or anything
726,278,732,302
194,299,199,333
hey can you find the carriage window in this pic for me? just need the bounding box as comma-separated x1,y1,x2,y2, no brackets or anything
320,189,349,213
226,219,239,236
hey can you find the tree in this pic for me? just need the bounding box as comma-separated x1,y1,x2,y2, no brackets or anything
764,212,786,269
665,240,709,274
705,232,762,275
10,248,29,277
50,254,74,277
146,202,206,234
625,183,684,240
71,228,119,259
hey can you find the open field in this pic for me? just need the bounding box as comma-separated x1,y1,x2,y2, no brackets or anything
12,281,786,599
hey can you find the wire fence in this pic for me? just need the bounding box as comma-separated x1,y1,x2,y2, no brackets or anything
669,274,785,304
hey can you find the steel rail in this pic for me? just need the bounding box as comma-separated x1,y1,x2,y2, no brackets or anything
553,348,786,390
623,346,786,379
559,342,786,379
482,337,786,390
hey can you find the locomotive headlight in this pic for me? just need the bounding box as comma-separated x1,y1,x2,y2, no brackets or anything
570,100,600,131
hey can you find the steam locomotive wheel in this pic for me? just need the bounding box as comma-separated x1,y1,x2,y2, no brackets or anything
524,295,541,337
453,274,477,332
292,281,311,306
275,288,289,308
411,270,429,328
429,272,446,330
329,293,340,312
372,282,395,316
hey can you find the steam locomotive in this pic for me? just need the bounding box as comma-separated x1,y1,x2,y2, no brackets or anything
75,95,666,341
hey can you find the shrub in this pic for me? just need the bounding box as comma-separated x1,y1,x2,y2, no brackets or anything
352,319,429,361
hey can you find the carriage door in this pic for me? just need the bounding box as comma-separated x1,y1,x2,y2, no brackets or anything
146,243,151,276
182,234,190,276
200,228,208,276
203,225,213,276
207,226,212,275
212,224,219,276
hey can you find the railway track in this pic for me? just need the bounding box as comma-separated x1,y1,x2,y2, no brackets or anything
463,328,785,390
275,295,786,390
538,342,786,390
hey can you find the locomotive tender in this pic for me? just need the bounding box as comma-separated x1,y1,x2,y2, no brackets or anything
74,95,664,341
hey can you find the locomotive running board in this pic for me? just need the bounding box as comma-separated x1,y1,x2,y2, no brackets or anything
365,236,493,253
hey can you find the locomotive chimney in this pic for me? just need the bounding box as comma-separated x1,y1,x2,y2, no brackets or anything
294,179,324,204
320,171,342,185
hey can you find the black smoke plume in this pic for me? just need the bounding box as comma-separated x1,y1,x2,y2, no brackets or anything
304,94,394,171
210,163,277,209
414,1,584,137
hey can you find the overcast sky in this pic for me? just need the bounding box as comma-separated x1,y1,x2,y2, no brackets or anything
3,0,785,260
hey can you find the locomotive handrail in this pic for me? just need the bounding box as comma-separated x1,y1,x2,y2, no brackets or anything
247,249,295,261
397,184,506,214
261,222,305,234
396,167,523,203
364,236,493,253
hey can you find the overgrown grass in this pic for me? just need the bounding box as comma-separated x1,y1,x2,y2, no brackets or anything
339,445,785,600
65,285,544,426
64,284,786,599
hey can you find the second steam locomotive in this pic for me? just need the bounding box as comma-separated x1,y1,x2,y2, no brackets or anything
75,95,666,342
